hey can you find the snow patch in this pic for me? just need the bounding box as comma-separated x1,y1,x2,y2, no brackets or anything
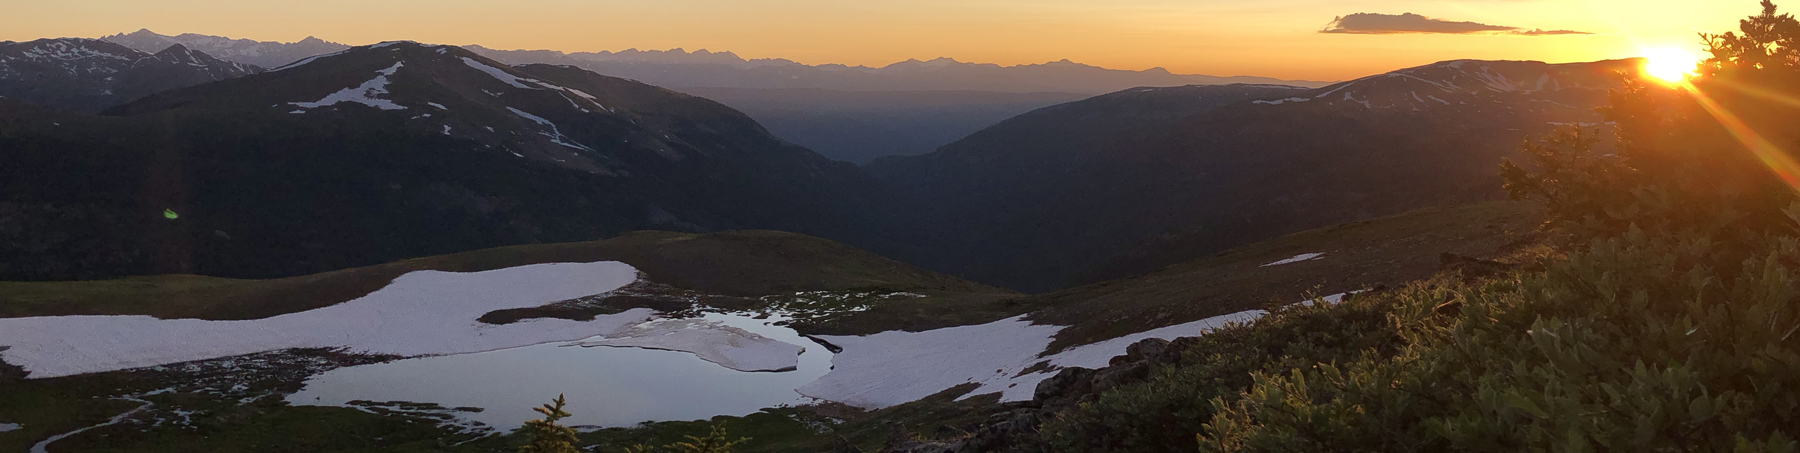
462,57,542,89
570,318,805,372
1253,97,1310,105
289,61,407,111
801,292,1365,409
271,48,349,71
1261,253,1324,267
0,262,648,378
427,102,448,110
31,400,152,453
19,41,132,62
798,316,1060,408
1043,310,1267,370
1314,81,1355,99
0,423,17,433
508,107,595,152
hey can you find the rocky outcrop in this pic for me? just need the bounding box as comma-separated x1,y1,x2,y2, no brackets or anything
881,336,1208,452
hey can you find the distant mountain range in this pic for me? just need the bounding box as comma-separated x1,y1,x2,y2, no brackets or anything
101,29,351,68
869,59,1637,291
0,38,259,113
0,41,910,281
89,30,1335,163
457,46,1337,162
95,30,1332,95
2,30,1642,293
462,45,1335,94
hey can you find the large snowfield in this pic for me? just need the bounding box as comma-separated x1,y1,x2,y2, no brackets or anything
801,292,1355,408
0,262,651,378
0,257,1343,416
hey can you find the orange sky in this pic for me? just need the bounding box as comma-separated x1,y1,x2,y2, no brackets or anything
2,0,1750,81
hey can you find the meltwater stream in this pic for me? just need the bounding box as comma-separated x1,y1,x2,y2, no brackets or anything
286,312,833,428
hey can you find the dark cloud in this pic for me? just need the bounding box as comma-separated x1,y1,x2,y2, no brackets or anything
1321,12,1589,36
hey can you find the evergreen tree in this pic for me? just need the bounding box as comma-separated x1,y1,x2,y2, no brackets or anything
519,394,580,453
1502,0,1800,247
624,425,750,453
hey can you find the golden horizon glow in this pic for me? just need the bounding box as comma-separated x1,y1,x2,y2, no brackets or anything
1642,47,1704,83
0,0,1750,82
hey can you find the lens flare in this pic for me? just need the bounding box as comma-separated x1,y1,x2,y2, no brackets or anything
1641,47,1702,83
1682,80,1800,193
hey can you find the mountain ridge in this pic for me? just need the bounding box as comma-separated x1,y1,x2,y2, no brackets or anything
462,44,1335,93
868,58,1638,291
100,28,352,68
0,37,260,113
0,41,918,282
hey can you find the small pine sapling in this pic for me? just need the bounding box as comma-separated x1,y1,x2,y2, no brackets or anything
519,394,580,453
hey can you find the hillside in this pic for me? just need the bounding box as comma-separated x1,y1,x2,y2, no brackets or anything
870,59,1635,291
0,229,1012,327
550,200,1547,452
0,41,919,282
0,38,259,112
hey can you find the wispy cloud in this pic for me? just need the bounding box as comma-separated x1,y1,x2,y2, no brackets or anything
1321,13,1591,36
1510,28,1593,36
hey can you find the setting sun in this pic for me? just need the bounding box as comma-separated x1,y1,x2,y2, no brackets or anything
1642,47,1704,82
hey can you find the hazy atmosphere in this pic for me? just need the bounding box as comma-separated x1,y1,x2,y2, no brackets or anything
4,0,1739,80
3,1,1795,452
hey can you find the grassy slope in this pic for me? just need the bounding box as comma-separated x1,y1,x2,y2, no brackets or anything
0,229,1016,323
1015,200,1543,350
568,202,1548,452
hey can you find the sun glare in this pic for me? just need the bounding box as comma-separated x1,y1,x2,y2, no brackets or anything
1641,47,1703,83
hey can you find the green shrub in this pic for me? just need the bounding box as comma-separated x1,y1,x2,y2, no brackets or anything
1023,290,1409,452
626,425,750,453
1200,230,1800,452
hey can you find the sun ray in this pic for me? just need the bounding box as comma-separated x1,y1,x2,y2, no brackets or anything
1683,80,1800,193
1709,77,1800,110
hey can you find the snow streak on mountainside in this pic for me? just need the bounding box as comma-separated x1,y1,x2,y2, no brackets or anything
0,38,260,112
1249,59,1623,112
